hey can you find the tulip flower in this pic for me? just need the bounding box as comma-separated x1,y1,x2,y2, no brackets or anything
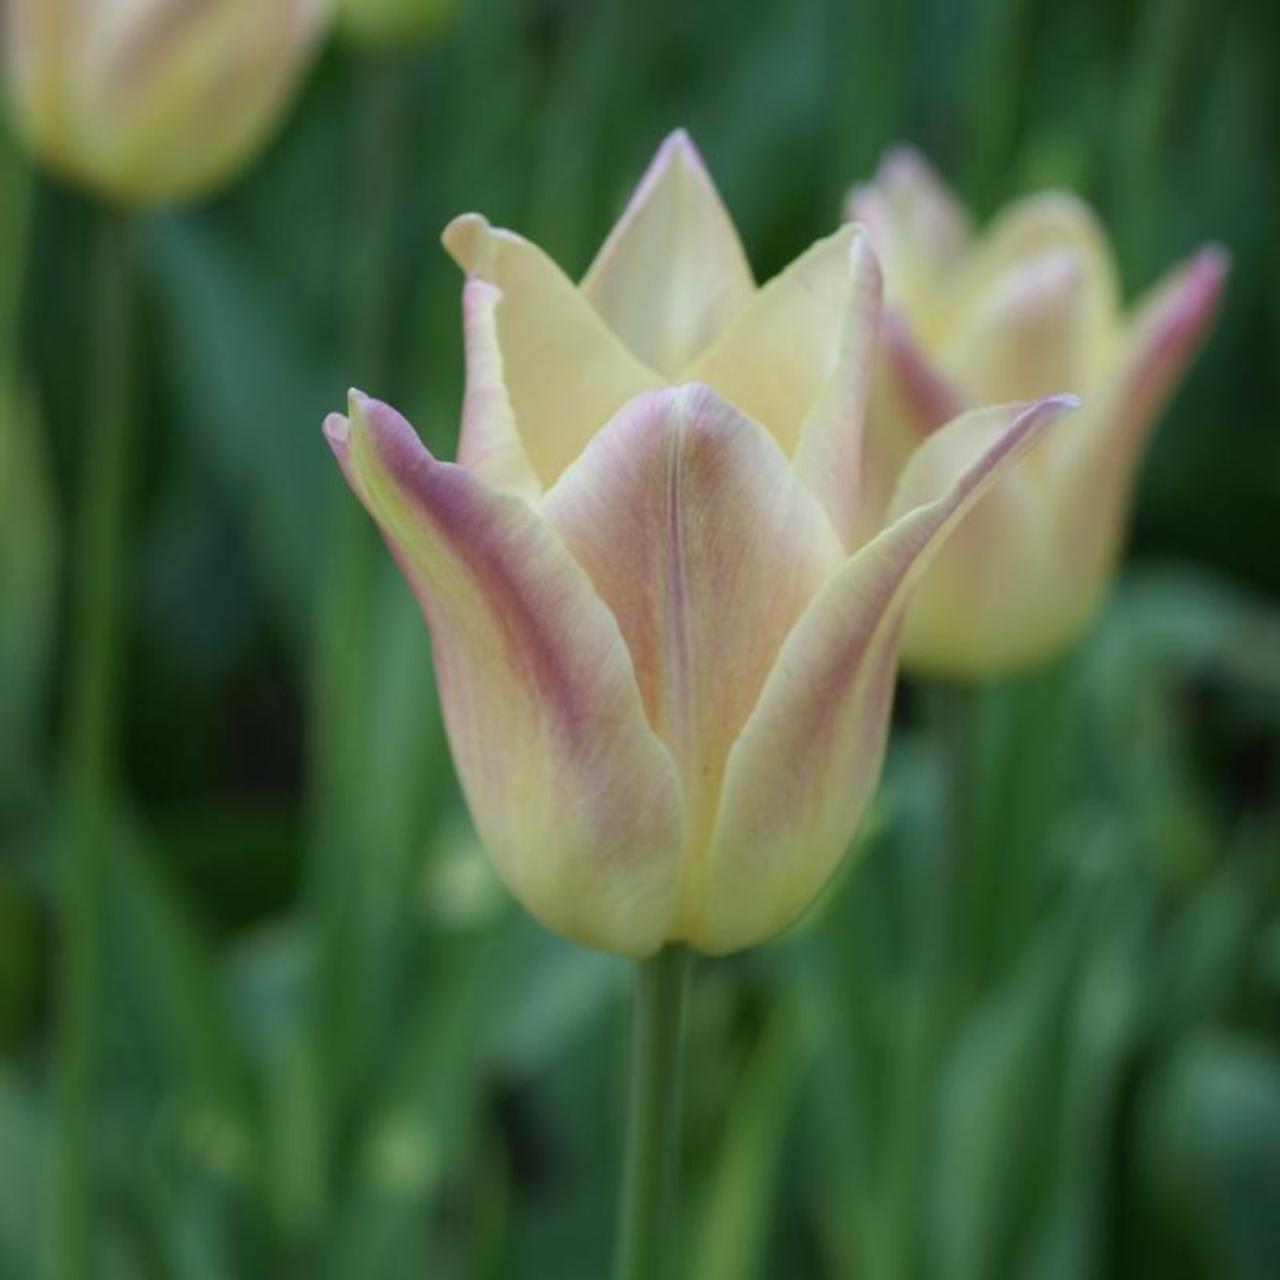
325,131,1076,957
3,0,331,205
337,0,458,49
847,147,1228,676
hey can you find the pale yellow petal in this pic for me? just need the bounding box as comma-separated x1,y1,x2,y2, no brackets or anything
581,129,755,377
898,401,1084,676
685,224,865,456
939,247,1091,404
454,279,541,501
1058,244,1229,600
949,193,1121,365
901,247,1227,678
442,213,663,487
854,312,968,547
791,230,884,551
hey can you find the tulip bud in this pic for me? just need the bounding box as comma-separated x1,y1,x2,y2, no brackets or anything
3,0,331,206
846,148,1228,676
336,0,458,50
325,131,1076,956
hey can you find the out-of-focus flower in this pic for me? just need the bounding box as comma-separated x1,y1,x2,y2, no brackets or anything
336,0,457,50
325,132,1076,957
847,148,1228,676
2,0,331,205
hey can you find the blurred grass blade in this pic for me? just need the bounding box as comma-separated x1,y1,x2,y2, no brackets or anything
689,996,810,1280
1138,1037,1280,1280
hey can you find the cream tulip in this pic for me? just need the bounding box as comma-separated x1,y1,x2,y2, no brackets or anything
3,0,331,205
847,147,1228,676
326,132,1076,956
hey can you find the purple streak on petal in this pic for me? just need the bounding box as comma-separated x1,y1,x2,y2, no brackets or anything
330,393,591,749
881,310,966,436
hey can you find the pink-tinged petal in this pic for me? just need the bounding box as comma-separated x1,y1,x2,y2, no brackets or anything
939,247,1090,404
896,400,1083,675
442,213,663,487
684,224,868,456
539,383,844,940
698,396,1077,954
952,193,1121,362
581,129,756,378
326,393,683,958
853,313,968,550
454,279,540,501
878,311,967,436
900,243,1224,681
1059,243,1229,587
845,145,972,330
790,230,883,551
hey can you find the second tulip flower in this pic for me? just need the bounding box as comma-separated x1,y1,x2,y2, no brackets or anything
848,148,1228,676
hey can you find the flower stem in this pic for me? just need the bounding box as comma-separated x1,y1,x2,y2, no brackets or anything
614,946,692,1280
51,205,136,1280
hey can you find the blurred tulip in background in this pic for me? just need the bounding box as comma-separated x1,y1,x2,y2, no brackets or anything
2,0,331,205
847,149,1228,676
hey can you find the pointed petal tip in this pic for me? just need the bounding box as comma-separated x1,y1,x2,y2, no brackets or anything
1184,243,1231,327
1005,393,1081,447
1188,242,1231,301
1044,392,1083,415
875,145,955,202
997,393,1081,464
1196,240,1231,270
1143,243,1230,360
813,220,881,284
341,391,431,475
656,126,700,164
629,127,717,201
880,142,931,177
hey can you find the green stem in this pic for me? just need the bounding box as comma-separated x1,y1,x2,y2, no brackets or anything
614,946,692,1280
50,206,136,1280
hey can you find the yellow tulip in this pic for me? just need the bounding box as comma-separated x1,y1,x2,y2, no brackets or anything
326,132,1076,956
847,148,1228,676
3,0,331,205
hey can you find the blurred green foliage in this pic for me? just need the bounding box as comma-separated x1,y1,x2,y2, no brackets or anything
1,0,1277,1277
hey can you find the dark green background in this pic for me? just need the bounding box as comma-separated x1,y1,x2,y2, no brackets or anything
1,0,1277,1276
